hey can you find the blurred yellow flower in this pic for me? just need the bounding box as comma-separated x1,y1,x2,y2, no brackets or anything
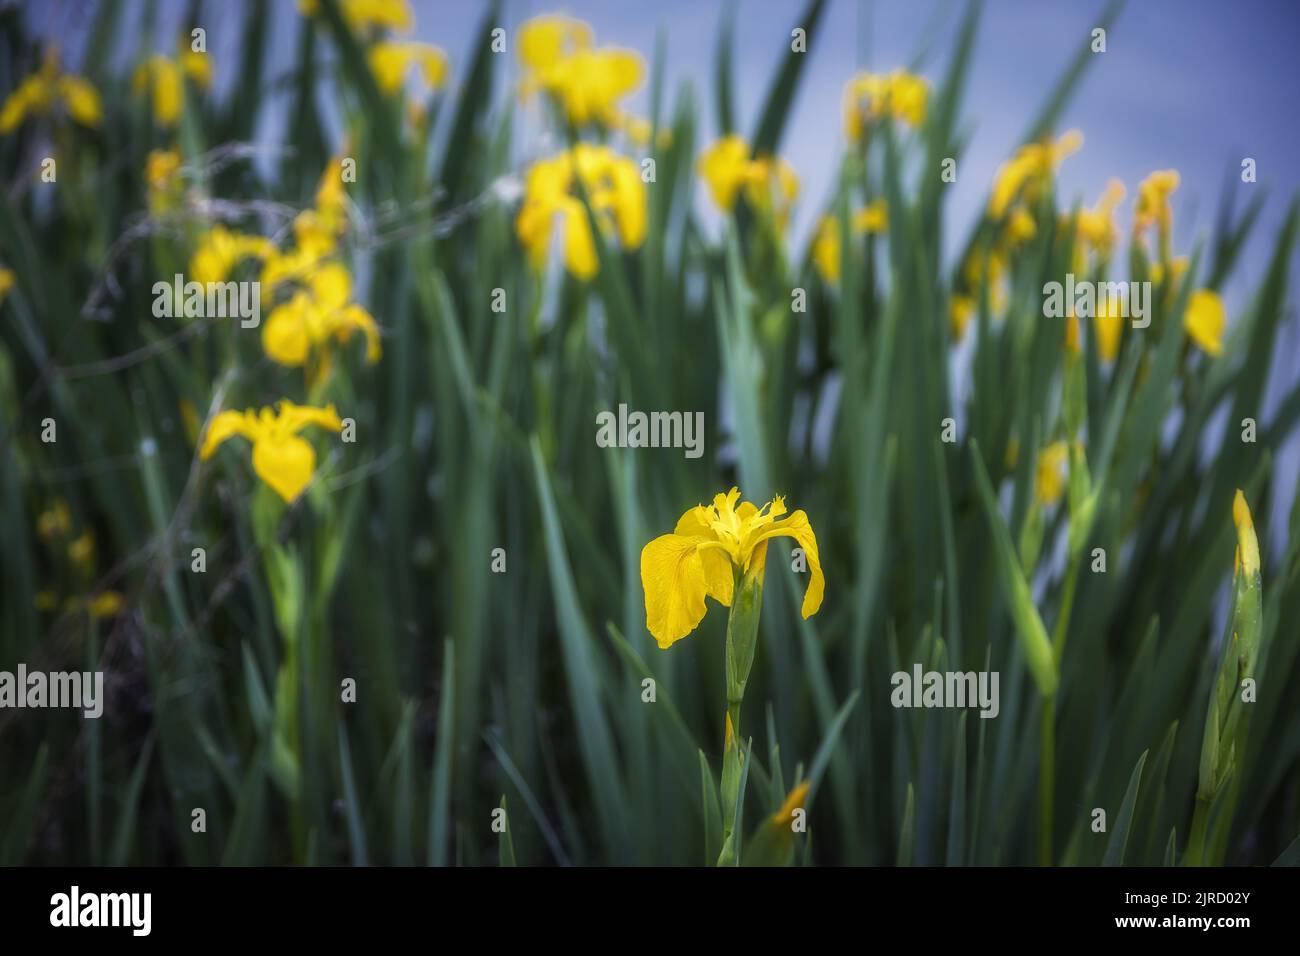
639,487,823,649
771,781,810,826
519,14,593,73
262,262,381,369
0,48,101,132
200,400,344,503
1074,178,1125,256
369,41,449,95
85,591,124,619
1184,288,1225,357
1134,169,1179,236
299,0,412,33
264,155,353,290
1035,442,1069,506
843,69,928,141
38,499,73,540
516,144,646,280
69,530,96,571
812,200,888,283
518,14,640,127
132,48,210,126
0,266,15,304
698,135,799,227
1094,294,1123,363
145,148,183,214
1150,255,1189,287
950,295,975,340
989,130,1082,219
191,226,276,286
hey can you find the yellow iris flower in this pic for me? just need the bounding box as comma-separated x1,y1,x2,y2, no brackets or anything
1184,289,1226,357
200,400,344,503
0,266,15,305
698,135,799,227
843,69,928,142
811,200,888,283
518,15,641,127
369,41,449,95
1034,442,1069,506
1094,293,1123,363
263,262,381,369
1133,169,1179,237
263,155,352,292
988,129,1082,219
190,226,276,286
146,148,183,214
1073,178,1126,259
298,0,412,33
0,48,101,132
516,144,646,280
132,47,211,127
639,488,824,649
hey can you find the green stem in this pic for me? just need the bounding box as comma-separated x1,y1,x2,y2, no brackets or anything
716,569,763,867
1040,557,1080,867
1039,693,1055,866
1185,798,1211,866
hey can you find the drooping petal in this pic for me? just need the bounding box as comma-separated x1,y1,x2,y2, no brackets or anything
640,532,711,648
749,509,825,619
252,432,317,503
263,298,312,366
56,74,102,126
335,304,382,362
199,409,258,460
279,400,344,436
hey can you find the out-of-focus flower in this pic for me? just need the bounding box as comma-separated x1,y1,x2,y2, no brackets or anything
1184,289,1225,357
1074,178,1125,257
843,69,928,141
1094,293,1123,363
263,262,381,371
989,130,1083,219
264,155,353,291
132,47,211,126
369,41,449,95
68,530,96,571
517,144,646,280
639,487,823,648
299,0,412,33
200,400,344,503
0,266,15,305
1035,442,1069,506
145,148,183,214
191,226,276,286
518,14,641,127
950,295,975,340
698,135,799,227
1134,169,1179,237
0,48,101,132
812,200,888,283
38,499,73,541
1150,255,1189,288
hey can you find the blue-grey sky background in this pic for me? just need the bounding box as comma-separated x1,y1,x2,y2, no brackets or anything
19,0,1300,535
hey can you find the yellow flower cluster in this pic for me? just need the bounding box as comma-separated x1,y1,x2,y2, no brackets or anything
34,499,123,619
812,200,888,283
145,148,184,214
698,135,799,227
516,144,647,280
518,14,644,128
843,69,928,142
0,48,101,132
